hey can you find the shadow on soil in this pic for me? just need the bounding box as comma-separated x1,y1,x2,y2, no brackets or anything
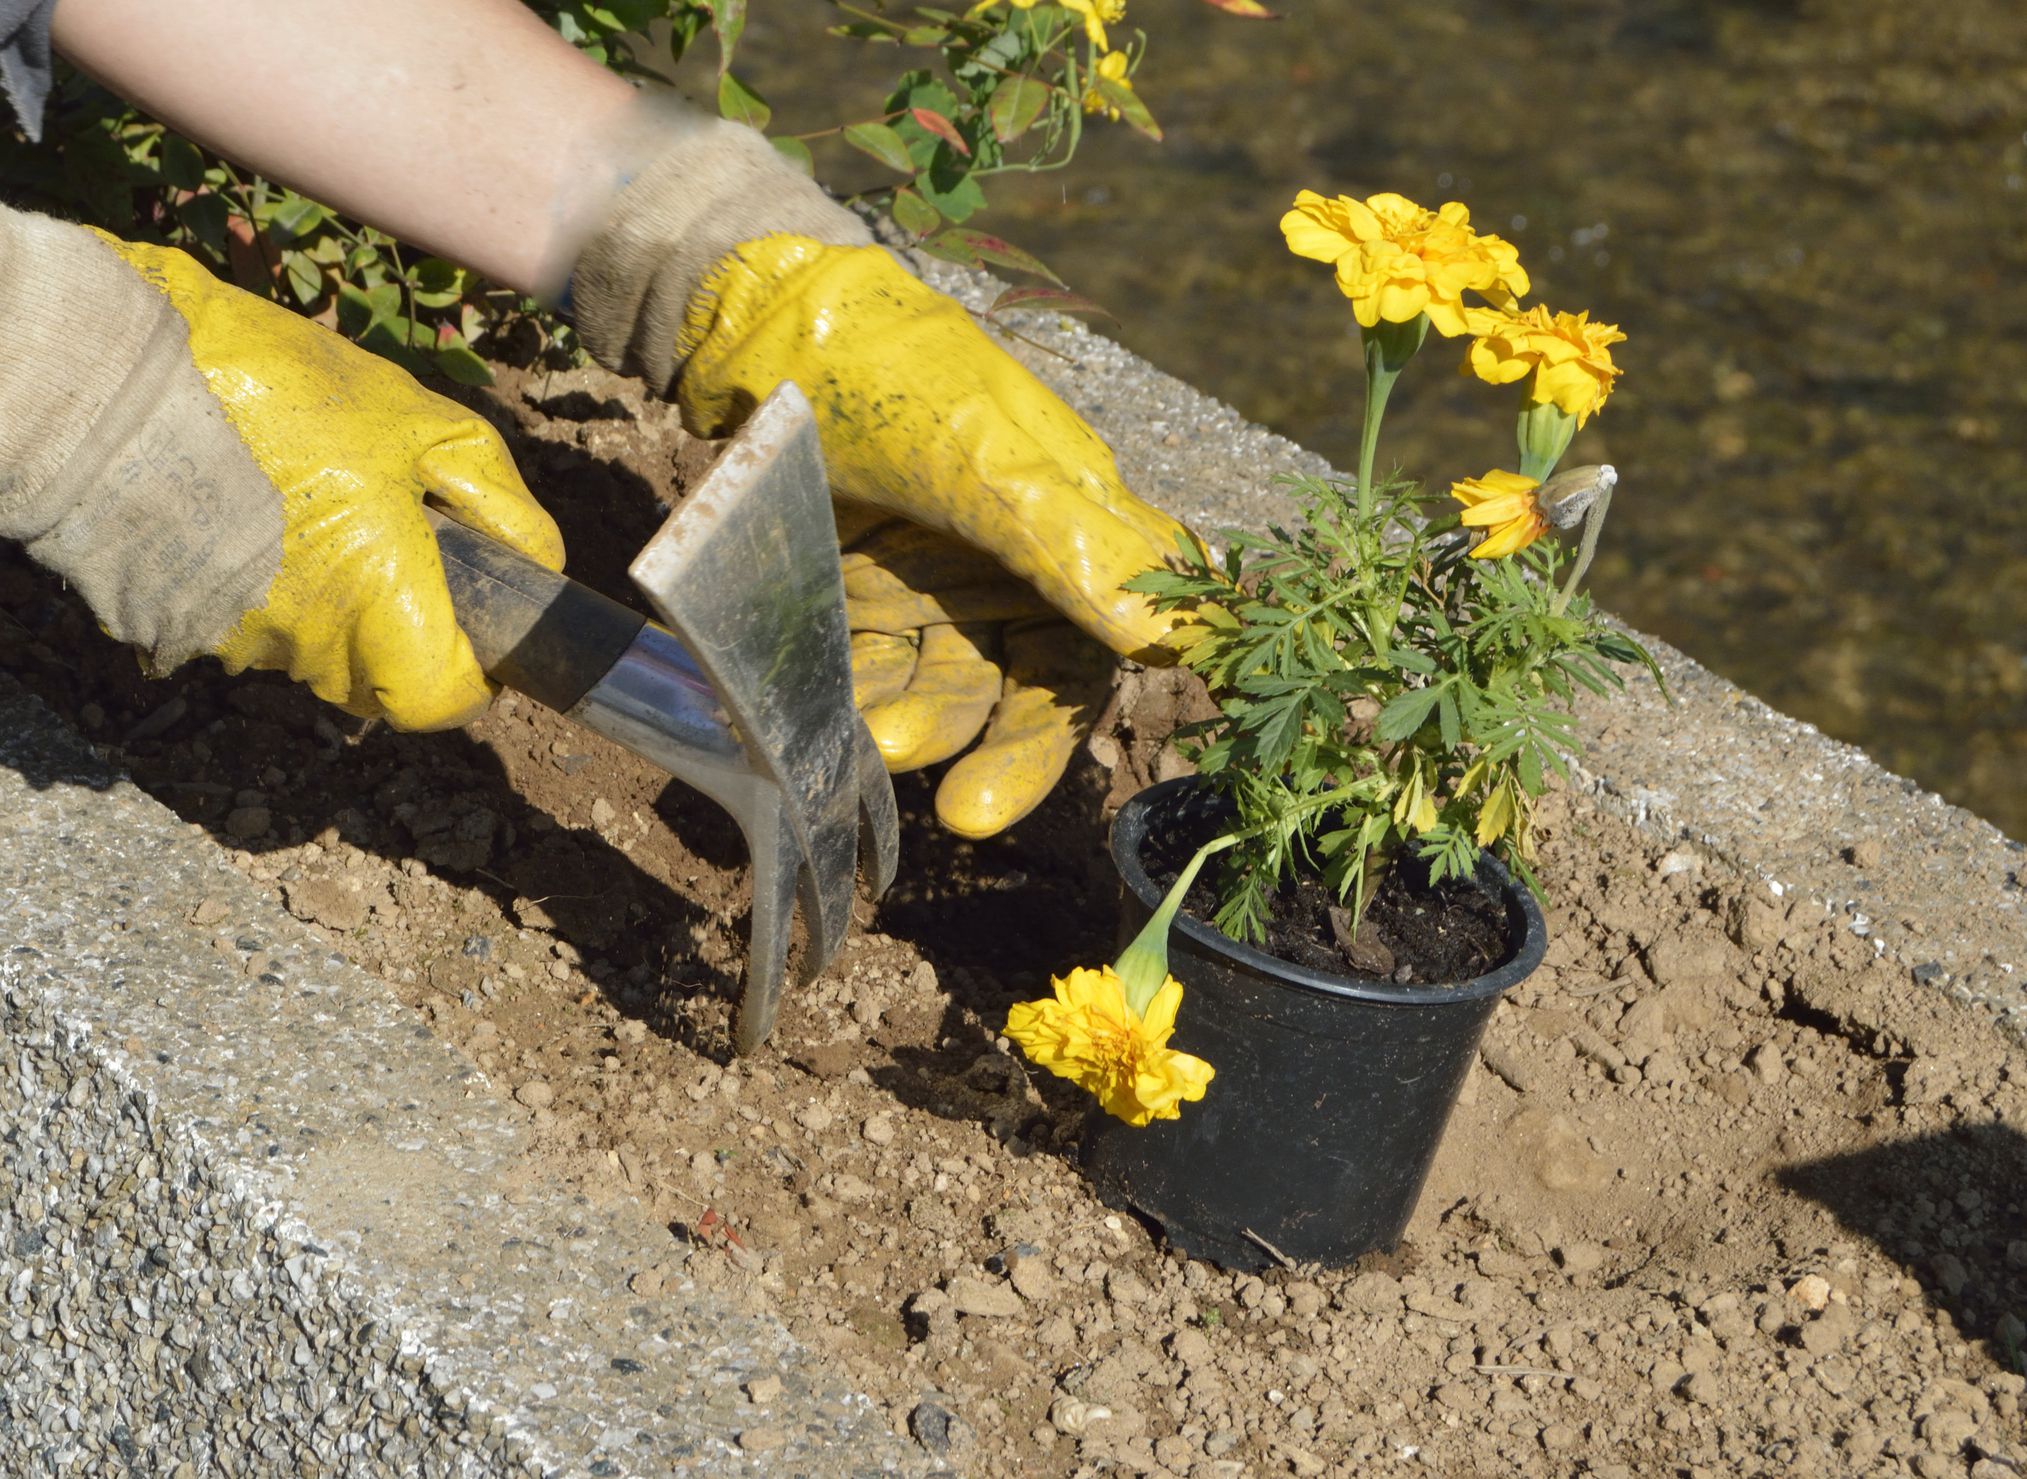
0,482,750,1048
1778,1122,2027,1368
866,753,1125,1138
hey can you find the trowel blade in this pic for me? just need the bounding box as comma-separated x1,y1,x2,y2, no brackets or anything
627,383,895,1043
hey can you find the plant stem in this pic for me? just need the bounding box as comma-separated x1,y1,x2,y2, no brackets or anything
1355,315,1428,522
1356,344,1397,525
1551,483,1613,617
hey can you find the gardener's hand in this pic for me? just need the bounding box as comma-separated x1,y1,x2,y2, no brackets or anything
566,113,1194,832
669,234,1191,665
838,506,1115,837
0,209,563,730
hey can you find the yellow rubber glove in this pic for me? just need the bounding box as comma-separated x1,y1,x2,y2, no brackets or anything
677,237,1192,666
95,236,564,730
838,504,1113,837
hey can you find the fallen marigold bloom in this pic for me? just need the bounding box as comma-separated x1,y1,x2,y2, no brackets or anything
1451,469,1550,560
1006,965,1214,1126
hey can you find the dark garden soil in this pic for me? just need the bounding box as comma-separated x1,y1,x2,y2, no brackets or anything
1143,810,1515,986
3,358,2023,1477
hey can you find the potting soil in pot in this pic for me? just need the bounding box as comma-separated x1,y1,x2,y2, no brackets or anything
1142,820,1515,985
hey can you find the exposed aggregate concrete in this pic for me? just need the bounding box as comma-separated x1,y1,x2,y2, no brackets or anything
0,690,928,1477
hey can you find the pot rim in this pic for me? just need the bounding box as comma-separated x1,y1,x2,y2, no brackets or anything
1112,776,1548,1007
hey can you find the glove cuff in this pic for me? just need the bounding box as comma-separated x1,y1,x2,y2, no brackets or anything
567,93,872,397
0,206,281,670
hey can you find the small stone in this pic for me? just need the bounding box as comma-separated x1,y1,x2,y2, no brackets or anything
1009,1258,1054,1302
1556,1242,1604,1275
1749,1044,1785,1084
1617,997,1668,1053
947,1276,1023,1318
1919,1408,1978,1455
1105,1268,1153,1304
862,1114,896,1145
1845,838,1882,869
188,897,230,927
1278,1443,1327,1476
1169,1328,1213,1367
1049,1395,1111,1436
1931,1253,1968,1298
590,797,617,828
1540,1422,1581,1450
736,1426,786,1453
909,1397,974,1456
1800,1304,1855,1355
515,1081,555,1111
1787,1274,1832,1312
795,1102,834,1133
282,877,369,933
225,805,271,840
745,1375,782,1405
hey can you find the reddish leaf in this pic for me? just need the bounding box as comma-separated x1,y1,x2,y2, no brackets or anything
913,231,979,268
987,285,1118,323
910,106,972,157
930,228,1063,284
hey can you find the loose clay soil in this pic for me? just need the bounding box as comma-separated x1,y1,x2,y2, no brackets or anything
3,359,2024,1478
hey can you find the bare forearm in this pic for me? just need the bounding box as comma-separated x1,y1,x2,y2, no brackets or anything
49,0,638,295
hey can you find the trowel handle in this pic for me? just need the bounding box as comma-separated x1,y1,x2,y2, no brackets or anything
426,508,648,715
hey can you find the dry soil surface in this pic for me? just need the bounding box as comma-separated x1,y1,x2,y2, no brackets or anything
3,361,2023,1478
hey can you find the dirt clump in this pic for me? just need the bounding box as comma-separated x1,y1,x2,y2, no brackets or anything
2,359,2022,1476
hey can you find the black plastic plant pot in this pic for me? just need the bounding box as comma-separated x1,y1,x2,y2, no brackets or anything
1081,777,1547,1272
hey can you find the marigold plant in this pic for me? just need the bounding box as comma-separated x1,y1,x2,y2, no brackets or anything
1122,188,1660,943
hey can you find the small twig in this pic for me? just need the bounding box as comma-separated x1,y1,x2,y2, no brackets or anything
1563,980,1624,998
1474,1364,1575,1380
1241,1227,1297,1271
472,869,598,906
974,310,1078,365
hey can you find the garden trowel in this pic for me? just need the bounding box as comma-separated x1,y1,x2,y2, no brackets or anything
426,382,897,1054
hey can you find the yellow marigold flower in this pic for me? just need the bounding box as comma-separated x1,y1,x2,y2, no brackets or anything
1005,966,1215,1127
1464,304,1626,426
1279,190,1528,338
1450,469,1548,560
1060,0,1126,49
1082,49,1133,117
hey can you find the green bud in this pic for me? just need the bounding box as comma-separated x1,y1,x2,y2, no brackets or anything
1516,397,1577,482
